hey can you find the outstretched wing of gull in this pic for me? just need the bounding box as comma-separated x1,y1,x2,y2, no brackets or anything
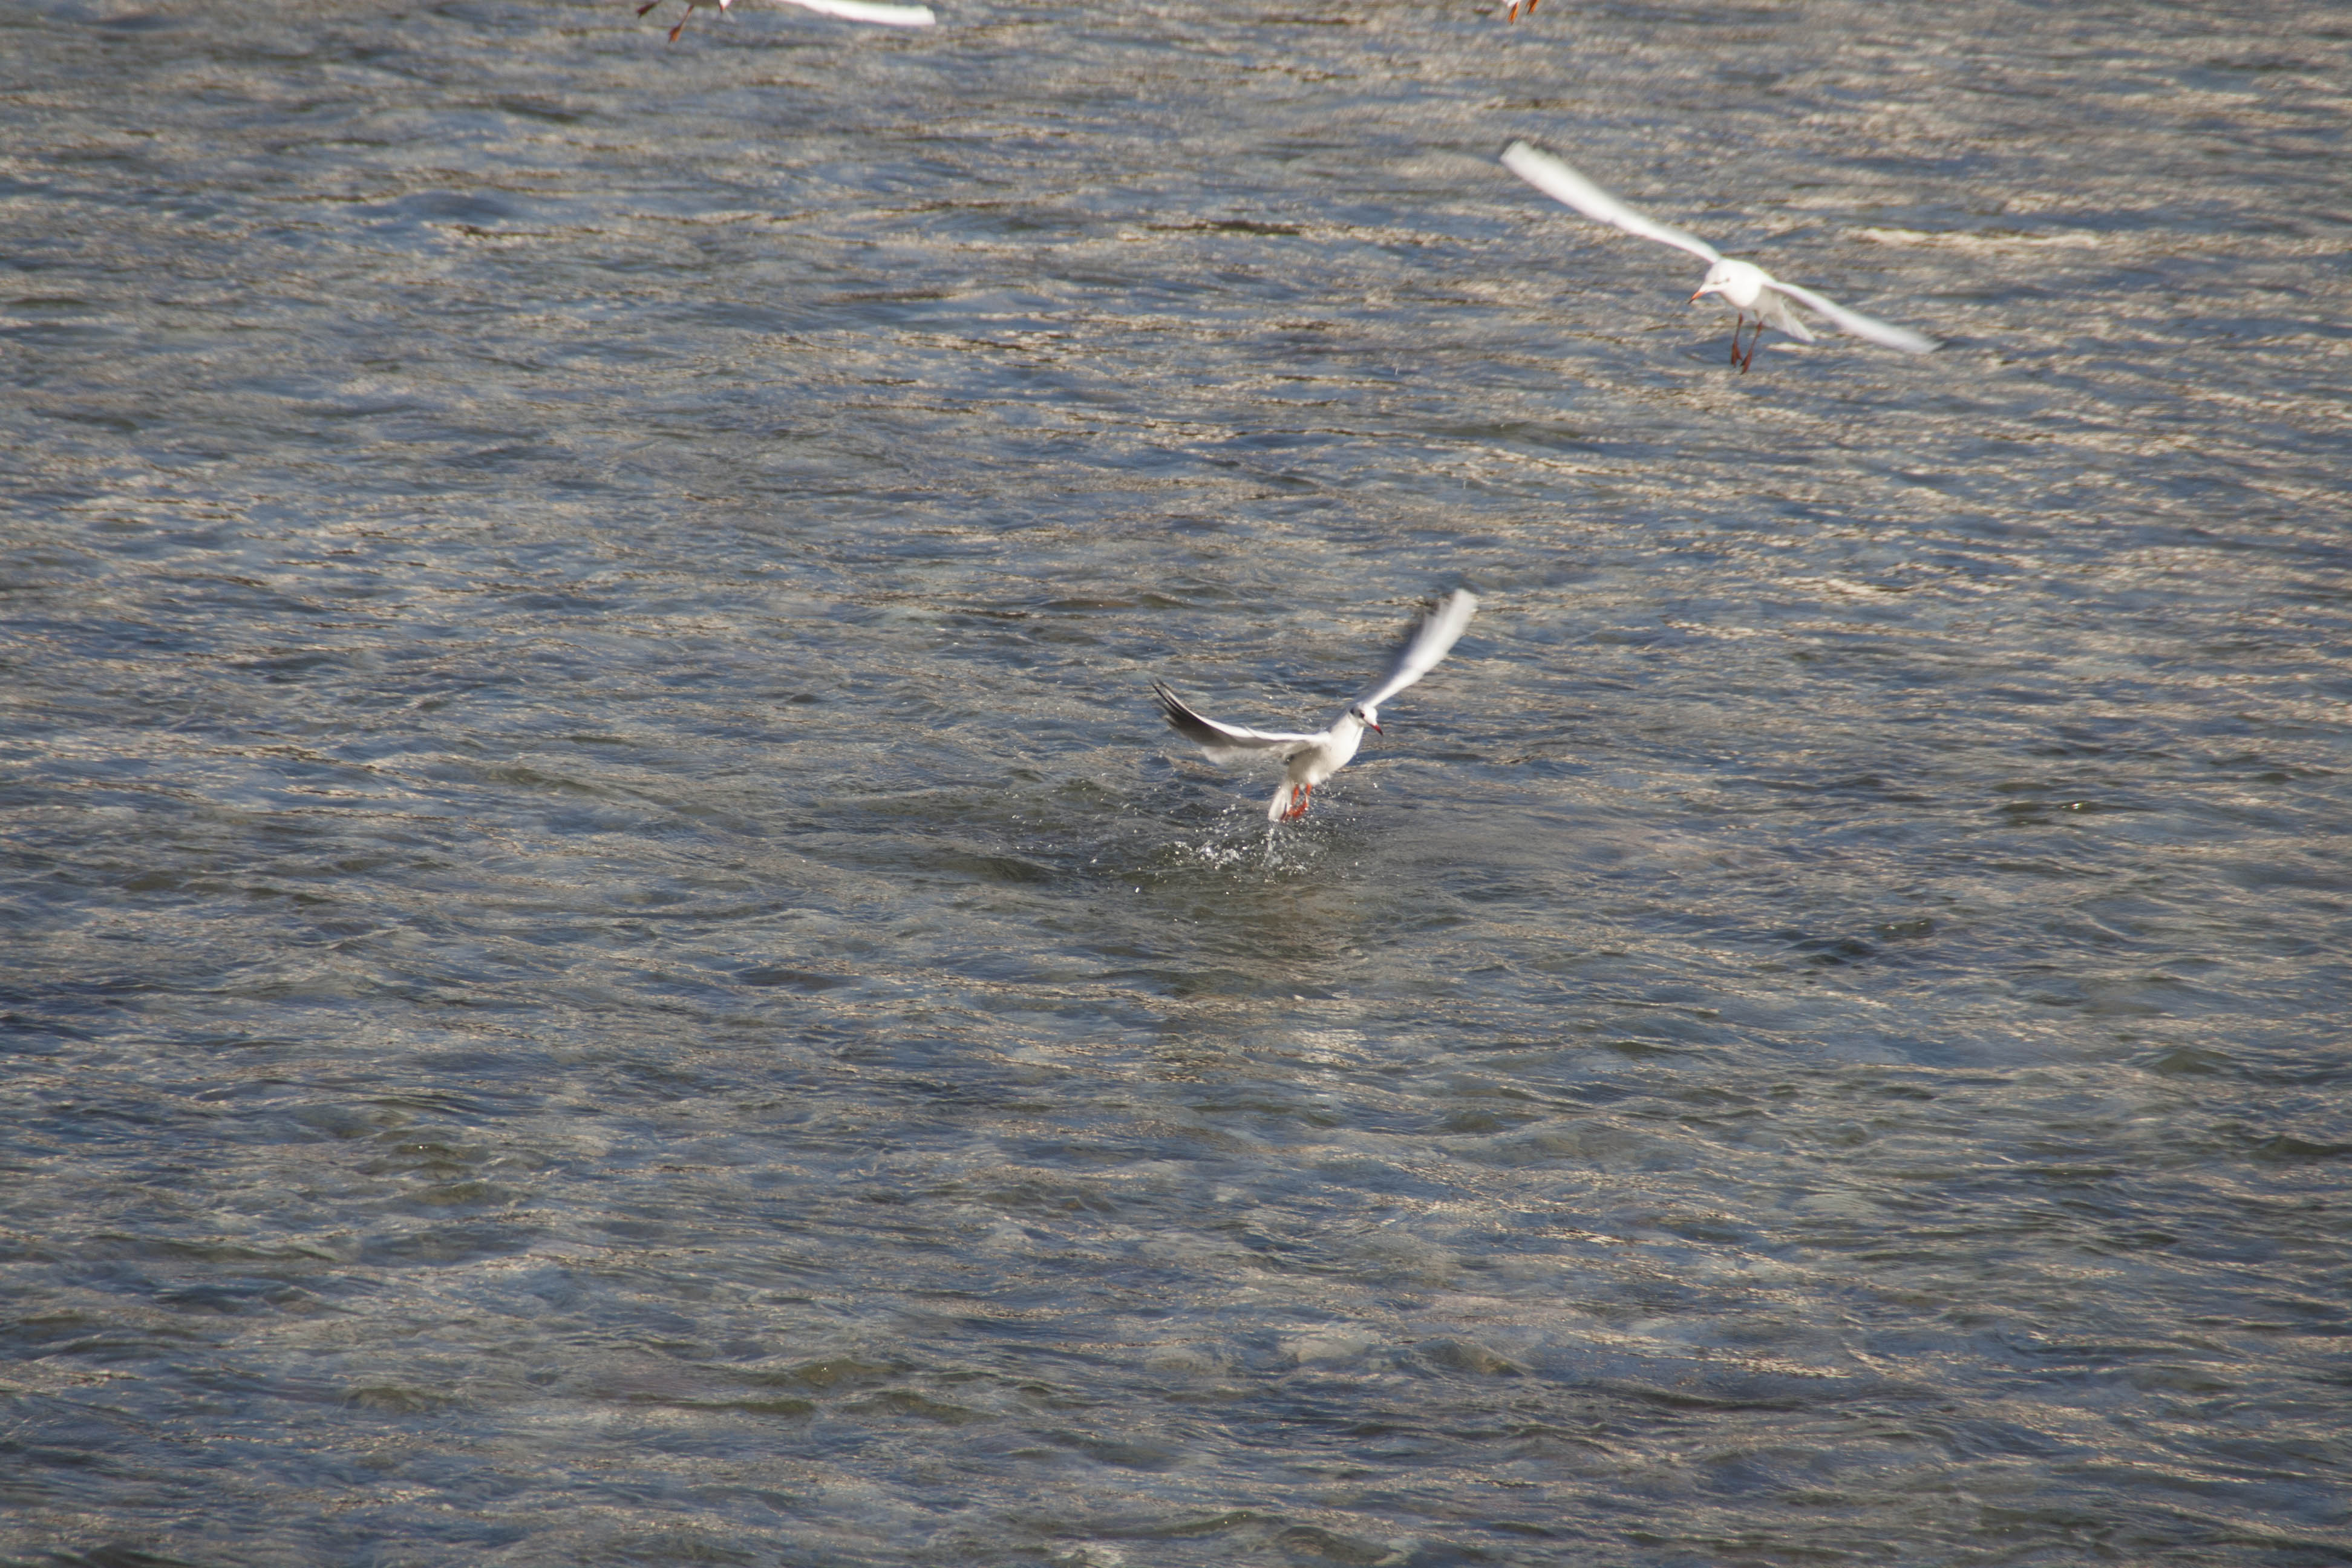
1152,592,1478,822
1762,278,1938,355
784,0,936,24
1501,141,1720,264
1357,589,1478,710
1152,684,1319,761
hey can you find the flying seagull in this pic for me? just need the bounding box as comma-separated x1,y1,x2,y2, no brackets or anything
639,0,936,44
1500,140,1938,370
1154,590,1478,823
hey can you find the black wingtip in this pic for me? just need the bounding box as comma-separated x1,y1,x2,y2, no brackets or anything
1152,681,1233,749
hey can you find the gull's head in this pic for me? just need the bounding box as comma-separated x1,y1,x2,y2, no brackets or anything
1350,704,1382,736
1692,258,1766,308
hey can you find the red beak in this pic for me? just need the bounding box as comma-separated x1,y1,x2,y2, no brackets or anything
1367,720,1383,734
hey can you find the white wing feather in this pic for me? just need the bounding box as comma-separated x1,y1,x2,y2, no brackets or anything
1154,683,1318,759
1501,142,1721,265
1357,590,1477,710
781,0,936,25
1765,278,1938,354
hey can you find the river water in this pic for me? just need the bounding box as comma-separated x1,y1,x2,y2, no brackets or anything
4,1,2348,1563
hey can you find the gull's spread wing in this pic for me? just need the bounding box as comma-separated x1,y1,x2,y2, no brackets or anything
782,0,936,24
1154,682,1318,759
1765,278,1938,354
1357,590,1478,710
1501,142,1722,265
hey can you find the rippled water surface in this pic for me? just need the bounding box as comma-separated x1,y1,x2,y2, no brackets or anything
5,1,2350,1563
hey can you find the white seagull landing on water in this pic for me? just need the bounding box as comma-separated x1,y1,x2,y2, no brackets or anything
1500,140,1938,370
639,0,935,44
1154,590,1478,823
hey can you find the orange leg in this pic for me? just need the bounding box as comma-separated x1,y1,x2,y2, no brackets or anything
1284,782,1313,822
1730,315,1762,372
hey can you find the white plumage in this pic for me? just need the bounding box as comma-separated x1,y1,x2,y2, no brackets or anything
1154,591,1478,823
1500,140,1938,369
638,0,935,44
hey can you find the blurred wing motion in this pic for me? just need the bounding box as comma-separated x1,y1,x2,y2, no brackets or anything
783,0,936,22
1501,141,1721,265
1765,278,1939,355
1358,589,1478,710
1152,683,1318,760
1152,591,1478,823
